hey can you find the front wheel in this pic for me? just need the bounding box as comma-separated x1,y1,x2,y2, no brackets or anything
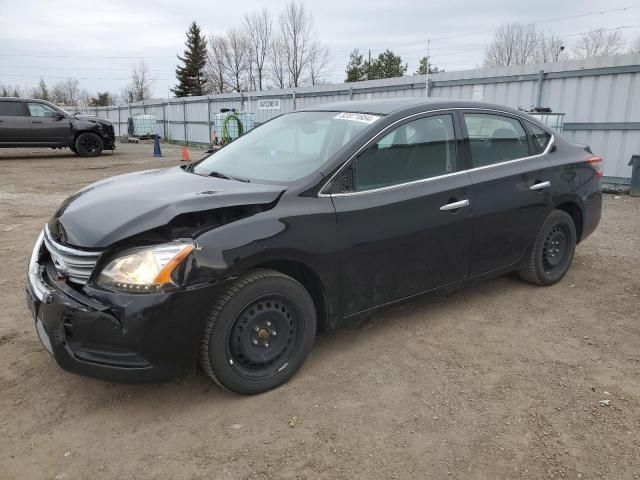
519,210,577,286
199,269,317,394
74,132,103,157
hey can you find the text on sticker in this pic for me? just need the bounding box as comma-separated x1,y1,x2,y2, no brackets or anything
334,112,381,124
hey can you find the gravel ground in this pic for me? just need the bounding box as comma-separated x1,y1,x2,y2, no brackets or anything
0,143,639,480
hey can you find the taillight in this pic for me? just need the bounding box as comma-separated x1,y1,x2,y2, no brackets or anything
586,156,603,177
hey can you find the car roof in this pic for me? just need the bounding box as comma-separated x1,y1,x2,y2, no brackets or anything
306,97,526,116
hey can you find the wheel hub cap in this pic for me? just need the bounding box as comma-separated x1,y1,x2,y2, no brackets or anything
229,298,296,371
543,226,568,270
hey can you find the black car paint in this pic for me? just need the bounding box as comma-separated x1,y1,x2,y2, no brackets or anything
0,98,115,150
26,99,602,382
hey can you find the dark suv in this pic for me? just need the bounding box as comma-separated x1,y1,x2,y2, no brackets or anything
0,98,115,156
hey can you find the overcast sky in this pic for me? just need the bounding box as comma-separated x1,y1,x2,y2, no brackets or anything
1,0,639,99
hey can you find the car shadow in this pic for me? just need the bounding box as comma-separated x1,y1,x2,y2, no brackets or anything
45,274,528,408
0,150,118,161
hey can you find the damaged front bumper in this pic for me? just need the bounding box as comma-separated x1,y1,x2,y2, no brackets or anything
26,232,231,383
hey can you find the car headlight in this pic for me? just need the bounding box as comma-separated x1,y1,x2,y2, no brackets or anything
96,243,194,291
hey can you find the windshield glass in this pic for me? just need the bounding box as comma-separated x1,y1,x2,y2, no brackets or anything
192,111,380,183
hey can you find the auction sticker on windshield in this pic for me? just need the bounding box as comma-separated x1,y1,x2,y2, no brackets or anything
334,112,381,124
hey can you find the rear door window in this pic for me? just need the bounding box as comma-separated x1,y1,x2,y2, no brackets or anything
0,101,26,116
463,113,529,167
526,121,552,154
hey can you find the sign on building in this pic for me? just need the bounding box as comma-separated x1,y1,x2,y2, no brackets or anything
258,99,281,110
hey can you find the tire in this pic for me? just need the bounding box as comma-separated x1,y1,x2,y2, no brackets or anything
74,132,103,157
199,269,317,394
519,210,577,286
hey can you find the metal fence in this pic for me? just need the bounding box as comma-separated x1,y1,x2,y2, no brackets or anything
79,53,640,184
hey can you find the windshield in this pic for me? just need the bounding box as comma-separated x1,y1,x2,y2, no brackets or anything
192,111,380,183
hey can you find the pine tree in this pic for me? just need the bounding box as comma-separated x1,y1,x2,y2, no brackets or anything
371,50,407,79
345,49,366,82
172,22,209,97
415,57,442,75
90,92,111,106
37,78,49,100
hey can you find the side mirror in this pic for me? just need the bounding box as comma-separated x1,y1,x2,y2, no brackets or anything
54,112,65,120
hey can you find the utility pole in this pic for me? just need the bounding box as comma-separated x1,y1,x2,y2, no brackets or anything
368,49,371,80
425,39,431,98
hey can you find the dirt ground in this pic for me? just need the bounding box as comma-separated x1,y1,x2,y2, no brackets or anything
0,143,638,480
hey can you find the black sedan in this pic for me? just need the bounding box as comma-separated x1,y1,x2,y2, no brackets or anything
26,98,602,394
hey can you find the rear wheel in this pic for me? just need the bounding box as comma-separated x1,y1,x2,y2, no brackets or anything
199,269,317,394
519,210,576,286
74,132,103,157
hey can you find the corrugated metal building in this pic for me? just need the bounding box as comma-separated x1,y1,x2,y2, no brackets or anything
83,53,640,185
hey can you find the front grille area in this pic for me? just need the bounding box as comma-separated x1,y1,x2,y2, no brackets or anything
43,225,103,285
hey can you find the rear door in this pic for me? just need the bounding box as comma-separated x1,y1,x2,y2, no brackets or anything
461,111,553,276
0,100,30,142
329,112,474,315
26,102,70,143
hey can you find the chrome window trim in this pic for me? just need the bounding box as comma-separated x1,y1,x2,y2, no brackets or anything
318,107,554,198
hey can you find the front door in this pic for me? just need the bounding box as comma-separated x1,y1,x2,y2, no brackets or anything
461,111,553,276
0,100,30,142
26,102,70,143
330,112,474,315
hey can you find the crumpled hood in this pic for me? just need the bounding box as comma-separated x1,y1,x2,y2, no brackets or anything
49,166,285,248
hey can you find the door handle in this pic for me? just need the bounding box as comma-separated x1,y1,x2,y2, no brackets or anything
530,181,551,191
440,199,470,211
31,120,42,124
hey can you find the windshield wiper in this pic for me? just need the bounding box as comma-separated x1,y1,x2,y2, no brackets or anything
208,170,231,179
208,171,251,183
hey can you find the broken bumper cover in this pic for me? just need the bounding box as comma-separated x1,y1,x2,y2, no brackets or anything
102,130,116,150
26,254,231,383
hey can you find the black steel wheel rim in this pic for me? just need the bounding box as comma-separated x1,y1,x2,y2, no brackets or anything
227,295,301,379
79,135,100,153
542,224,569,273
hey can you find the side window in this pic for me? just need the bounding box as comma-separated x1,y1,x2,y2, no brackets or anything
353,114,457,192
28,103,58,117
0,101,26,116
526,121,552,154
464,113,529,167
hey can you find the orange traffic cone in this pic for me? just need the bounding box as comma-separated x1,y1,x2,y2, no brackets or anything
181,145,190,162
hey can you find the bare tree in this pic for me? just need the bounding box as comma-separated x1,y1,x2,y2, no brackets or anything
534,34,565,63
30,78,50,100
484,23,539,67
573,28,622,59
128,60,154,101
269,33,289,88
207,34,229,94
244,8,273,91
78,89,93,107
223,28,251,92
279,1,314,87
628,36,640,54
51,78,80,105
308,40,330,85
